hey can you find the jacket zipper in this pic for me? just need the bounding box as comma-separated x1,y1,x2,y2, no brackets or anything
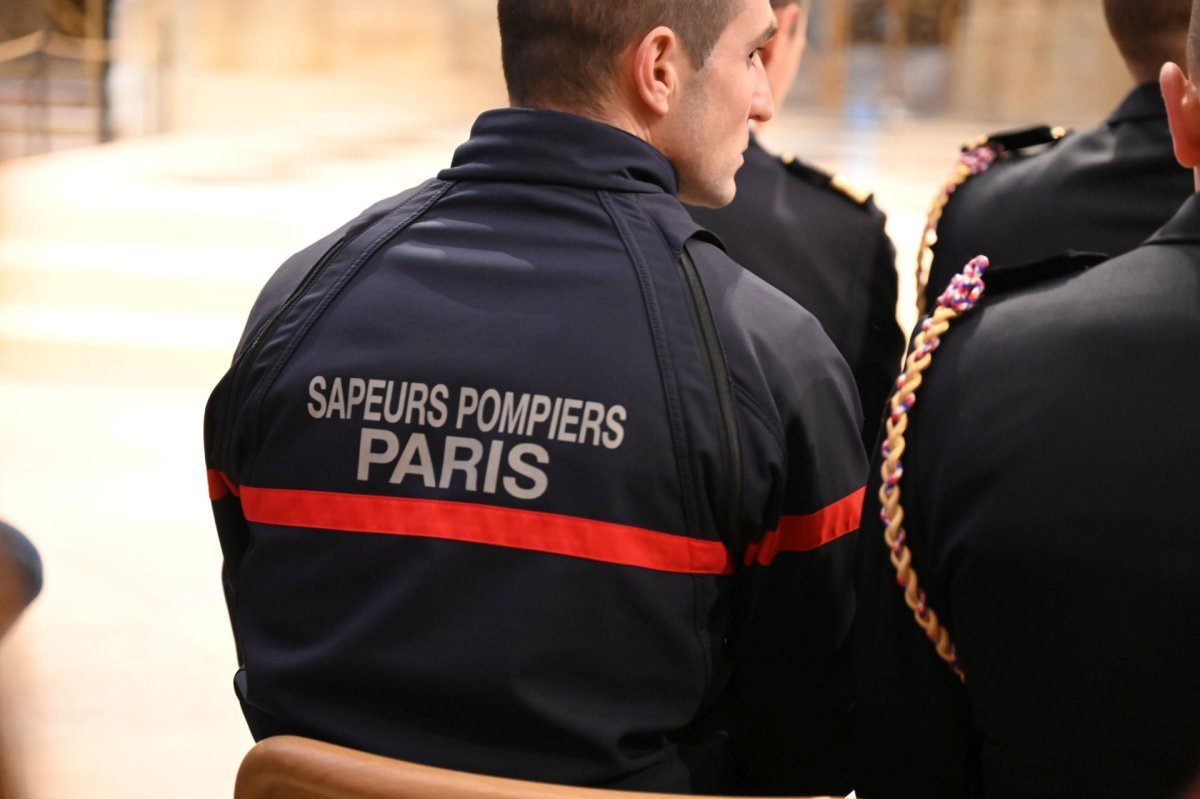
678,246,743,550
220,237,349,468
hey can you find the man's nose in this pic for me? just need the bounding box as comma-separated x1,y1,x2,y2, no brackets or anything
750,57,774,124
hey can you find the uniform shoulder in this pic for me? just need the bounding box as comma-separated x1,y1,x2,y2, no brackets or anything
917,125,1071,313
977,250,1107,299
927,251,1106,314
960,124,1070,156
938,123,1071,200
918,249,1153,392
920,252,1105,360
686,235,826,339
778,153,876,210
686,235,855,416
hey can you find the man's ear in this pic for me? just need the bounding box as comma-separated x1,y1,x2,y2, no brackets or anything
1161,61,1200,168
632,26,682,118
762,3,802,69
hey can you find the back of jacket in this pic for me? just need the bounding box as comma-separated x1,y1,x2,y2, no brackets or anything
857,195,1200,798
205,109,865,794
923,83,1192,308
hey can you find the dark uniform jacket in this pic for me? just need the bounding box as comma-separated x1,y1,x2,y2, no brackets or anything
688,137,905,444
205,109,866,795
855,194,1200,798
923,82,1193,308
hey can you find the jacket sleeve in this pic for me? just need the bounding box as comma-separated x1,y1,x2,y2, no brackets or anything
727,302,868,796
852,421,975,799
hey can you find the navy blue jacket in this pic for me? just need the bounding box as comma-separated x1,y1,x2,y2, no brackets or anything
687,137,905,446
856,195,1200,798
205,108,865,795
922,82,1193,308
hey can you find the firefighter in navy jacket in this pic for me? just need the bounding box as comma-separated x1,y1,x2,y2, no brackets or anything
204,0,866,795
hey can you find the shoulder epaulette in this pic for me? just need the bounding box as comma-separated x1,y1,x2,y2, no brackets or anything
962,124,1069,154
979,250,1106,297
915,124,1071,316
779,152,873,207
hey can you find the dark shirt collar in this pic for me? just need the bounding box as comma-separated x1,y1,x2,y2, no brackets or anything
439,108,678,196
743,132,771,165
1107,81,1168,125
1145,192,1200,245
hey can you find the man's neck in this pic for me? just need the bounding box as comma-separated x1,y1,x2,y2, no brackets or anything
587,105,652,145
511,97,653,146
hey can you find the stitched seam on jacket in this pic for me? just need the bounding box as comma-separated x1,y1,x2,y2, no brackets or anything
597,188,715,703
732,380,785,453
244,179,455,481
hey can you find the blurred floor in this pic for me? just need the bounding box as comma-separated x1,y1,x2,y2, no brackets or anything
0,97,1043,797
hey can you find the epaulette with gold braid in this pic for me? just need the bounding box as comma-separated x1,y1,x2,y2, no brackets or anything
914,125,1069,317
779,153,873,208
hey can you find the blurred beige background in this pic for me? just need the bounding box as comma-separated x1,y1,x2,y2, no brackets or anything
0,0,1138,796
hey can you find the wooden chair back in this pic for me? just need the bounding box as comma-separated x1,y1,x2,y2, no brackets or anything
235,736,838,799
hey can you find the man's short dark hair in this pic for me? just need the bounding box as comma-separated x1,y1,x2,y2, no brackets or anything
1104,0,1191,77
498,0,743,113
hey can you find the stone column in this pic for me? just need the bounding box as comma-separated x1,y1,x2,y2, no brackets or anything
108,0,153,137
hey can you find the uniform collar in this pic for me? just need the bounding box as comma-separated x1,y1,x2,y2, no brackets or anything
1144,193,1200,246
439,108,678,196
742,133,773,166
1107,82,1168,125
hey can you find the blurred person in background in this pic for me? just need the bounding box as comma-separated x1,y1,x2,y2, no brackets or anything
688,0,905,446
917,0,1194,313
852,0,1200,792
0,522,40,641
206,0,865,793
0,520,43,799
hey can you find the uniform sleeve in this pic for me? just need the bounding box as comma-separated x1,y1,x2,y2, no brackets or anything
729,322,867,796
850,226,905,448
852,432,975,798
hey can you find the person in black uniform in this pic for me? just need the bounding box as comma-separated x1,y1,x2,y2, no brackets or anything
853,3,1200,794
205,0,866,794
687,0,905,444
918,0,1194,313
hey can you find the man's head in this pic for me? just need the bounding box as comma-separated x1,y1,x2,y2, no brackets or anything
759,0,810,125
1159,0,1200,188
498,0,777,208
1103,0,1191,85
500,1,745,113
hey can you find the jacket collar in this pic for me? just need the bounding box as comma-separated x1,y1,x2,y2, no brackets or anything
1145,193,1200,246
439,108,678,196
1107,82,1168,125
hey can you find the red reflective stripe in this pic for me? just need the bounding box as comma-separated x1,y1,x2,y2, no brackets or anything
744,486,865,567
207,469,239,501
238,486,735,575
